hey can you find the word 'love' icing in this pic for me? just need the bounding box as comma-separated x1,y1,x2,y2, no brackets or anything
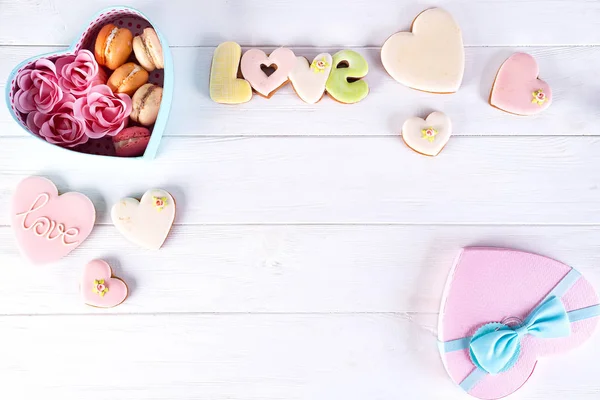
16,193,80,245
210,42,369,105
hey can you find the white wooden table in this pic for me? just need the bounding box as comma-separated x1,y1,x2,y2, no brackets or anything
1,1,600,399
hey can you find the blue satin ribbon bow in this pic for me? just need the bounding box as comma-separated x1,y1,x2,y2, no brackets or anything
469,296,571,374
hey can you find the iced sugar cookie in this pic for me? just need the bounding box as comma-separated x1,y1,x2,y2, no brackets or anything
490,53,552,116
325,50,369,104
289,53,333,104
82,260,128,308
210,42,252,104
11,176,96,265
240,47,296,98
111,189,175,250
402,112,452,156
381,8,464,93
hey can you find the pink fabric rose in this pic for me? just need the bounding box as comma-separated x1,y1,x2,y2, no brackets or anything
55,50,107,97
26,94,88,148
73,85,132,139
13,59,64,114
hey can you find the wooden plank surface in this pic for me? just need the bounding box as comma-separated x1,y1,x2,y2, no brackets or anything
1,136,599,225
1,314,600,400
1,0,600,46
1,225,599,315
1,0,600,399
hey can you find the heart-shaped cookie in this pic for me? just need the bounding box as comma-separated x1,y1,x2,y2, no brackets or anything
82,259,128,308
240,48,296,98
11,176,96,265
381,8,464,93
402,111,452,156
111,189,175,250
490,53,552,116
439,248,600,399
210,41,253,104
289,53,333,104
5,7,173,159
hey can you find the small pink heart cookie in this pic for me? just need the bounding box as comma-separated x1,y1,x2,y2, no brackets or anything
240,47,296,98
490,53,552,116
439,248,600,399
11,176,96,265
82,260,128,308
402,111,452,156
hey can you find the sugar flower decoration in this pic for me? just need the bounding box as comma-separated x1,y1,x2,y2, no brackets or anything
421,127,438,143
153,196,168,211
311,57,330,73
532,89,547,105
92,279,109,297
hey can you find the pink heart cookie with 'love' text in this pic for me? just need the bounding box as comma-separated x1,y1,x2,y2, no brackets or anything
82,259,128,308
490,53,552,116
240,48,296,98
438,248,599,399
11,176,96,265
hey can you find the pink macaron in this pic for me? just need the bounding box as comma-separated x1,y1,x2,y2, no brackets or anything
112,126,151,157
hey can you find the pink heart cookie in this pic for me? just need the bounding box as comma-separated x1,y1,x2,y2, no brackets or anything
490,53,552,116
82,259,128,308
240,48,296,98
438,247,599,399
11,176,96,265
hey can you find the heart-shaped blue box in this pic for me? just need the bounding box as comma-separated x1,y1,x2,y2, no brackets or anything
5,6,173,160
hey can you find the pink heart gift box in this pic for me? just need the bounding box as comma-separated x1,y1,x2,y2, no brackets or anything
5,6,173,160
438,247,600,399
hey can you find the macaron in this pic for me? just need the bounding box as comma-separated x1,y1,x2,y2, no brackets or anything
112,126,151,157
94,24,134,70
133,28,164,71
130,83,163,126
107,63,149,96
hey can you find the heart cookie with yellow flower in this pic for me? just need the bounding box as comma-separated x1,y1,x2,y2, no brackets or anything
402,111,452,156
111,189,176,250
82,259,128,308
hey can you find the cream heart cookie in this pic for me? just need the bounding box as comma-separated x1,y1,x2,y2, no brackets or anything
111,189,175,250
490,53,552,116
11,176,96,265
381,8,464,93
402,111,452,156
82,259,128,308
240,47,296,98
289,53,332,104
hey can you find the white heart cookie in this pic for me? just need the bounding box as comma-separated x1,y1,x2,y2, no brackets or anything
111,189,176,250
289,53,333,104
402,111,452,156
381,8,464,93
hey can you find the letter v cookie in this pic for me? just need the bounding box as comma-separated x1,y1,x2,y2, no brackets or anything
210,42,252,104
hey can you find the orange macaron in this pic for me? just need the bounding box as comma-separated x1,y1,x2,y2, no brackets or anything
94,24,134,70
107,63,149,96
